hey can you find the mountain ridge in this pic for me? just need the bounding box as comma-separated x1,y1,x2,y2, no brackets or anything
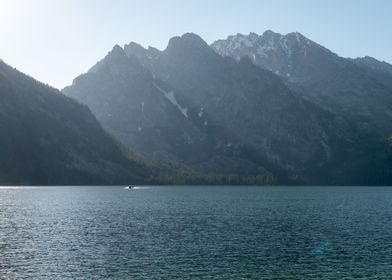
63,32,387,185
60,30,392,185
4,31,392,185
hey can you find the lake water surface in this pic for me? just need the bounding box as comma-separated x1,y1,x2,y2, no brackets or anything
1,186,392,279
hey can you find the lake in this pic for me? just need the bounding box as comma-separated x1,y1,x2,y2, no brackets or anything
0,186,391,279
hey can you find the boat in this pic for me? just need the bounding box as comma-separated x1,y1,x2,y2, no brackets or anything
126,185,135,189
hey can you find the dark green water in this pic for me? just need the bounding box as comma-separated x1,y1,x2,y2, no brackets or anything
1,186,392,279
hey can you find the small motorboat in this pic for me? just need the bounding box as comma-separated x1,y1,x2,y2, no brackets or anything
126,185,135,189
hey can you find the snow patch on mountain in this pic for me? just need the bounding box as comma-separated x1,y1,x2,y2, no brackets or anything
153,83,188,118
198,108,204,117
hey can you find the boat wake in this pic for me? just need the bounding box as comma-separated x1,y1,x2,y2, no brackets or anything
123,186,149,190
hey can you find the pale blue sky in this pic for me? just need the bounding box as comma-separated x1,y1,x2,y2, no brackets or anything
0,0,390,88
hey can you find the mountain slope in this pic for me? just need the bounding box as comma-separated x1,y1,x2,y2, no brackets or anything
211,31,392,136
0,60,153,185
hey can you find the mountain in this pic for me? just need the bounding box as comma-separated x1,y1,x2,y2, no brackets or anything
0,59,154,185
64,33,376,185
6,32,391,185
63,32,392,185
211,31,392,136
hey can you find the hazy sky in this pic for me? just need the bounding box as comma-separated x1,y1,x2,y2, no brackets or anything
0,0,391,89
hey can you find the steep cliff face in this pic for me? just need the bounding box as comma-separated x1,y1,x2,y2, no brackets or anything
0,60,153,185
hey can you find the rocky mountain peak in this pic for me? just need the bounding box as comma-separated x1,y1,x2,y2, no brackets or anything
211,30,334,80
124,41,145,52
123,41,147,60
88,44,129,74
107,44,128,61
111,44,124,53
180,33,209,46
166,33,210,54
62,32,392,185
261,29,281,39
213,31,316,56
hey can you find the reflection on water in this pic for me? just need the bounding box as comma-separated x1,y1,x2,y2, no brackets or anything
0,186,392,279
0,186,41,189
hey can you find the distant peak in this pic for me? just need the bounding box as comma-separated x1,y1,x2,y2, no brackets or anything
259,30,310,43
125,41,145,50
167,33,209,51
181,32,206,43
262,30,280,37
106,44,127,60
88,44,127,73
111,44,124,53
124,41,147,58
181,33,209,49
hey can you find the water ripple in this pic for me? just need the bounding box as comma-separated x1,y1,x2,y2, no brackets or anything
0,186,392,279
